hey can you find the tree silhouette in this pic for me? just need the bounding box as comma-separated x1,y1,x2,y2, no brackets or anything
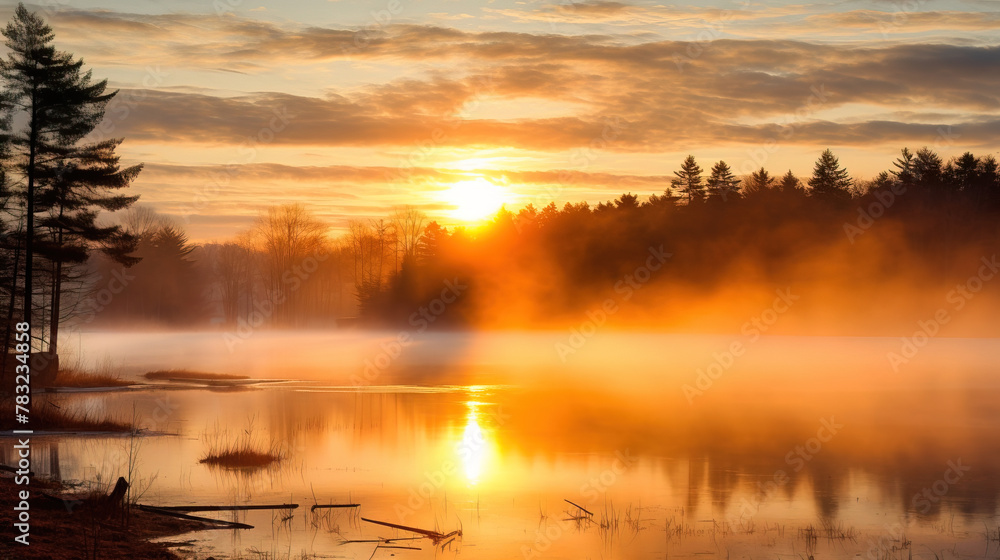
671,155,704,203
912,147,944,194
706,161,741,201
0,3,140,355
808,149,852,203
777,170,804,195
615,193,640,210
891,148,917,189
742,167,775,197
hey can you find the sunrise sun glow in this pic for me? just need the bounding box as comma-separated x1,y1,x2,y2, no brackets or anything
445,177,507,222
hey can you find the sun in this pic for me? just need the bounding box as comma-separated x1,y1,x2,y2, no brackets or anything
444,177,507,222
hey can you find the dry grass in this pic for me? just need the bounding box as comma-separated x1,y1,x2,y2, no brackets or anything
200,418,281,469
0,399,133,432
145,369,249,382
200,445,281,469
0,475,202,560
53,368,131,388
53,354,131,388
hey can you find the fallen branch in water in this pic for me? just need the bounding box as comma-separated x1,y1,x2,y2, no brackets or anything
361,517,462,543
311,503,360,511
564,499,594,517
138,505,253,529
144,503,298,512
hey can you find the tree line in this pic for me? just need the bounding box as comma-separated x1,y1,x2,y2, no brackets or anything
3,2,1000,375
362,146,1000,330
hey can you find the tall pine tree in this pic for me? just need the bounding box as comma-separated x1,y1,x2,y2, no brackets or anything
808,149,852,203
742,167,775,197
0,4,140,357
671,155,704,203
706,161,740,201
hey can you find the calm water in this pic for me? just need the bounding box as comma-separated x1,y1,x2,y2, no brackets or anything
5,331,1000,559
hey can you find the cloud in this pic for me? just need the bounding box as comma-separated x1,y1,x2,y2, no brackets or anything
484,1,765,25
809,9,1000,32
94,34,1000,153
143,161,673,189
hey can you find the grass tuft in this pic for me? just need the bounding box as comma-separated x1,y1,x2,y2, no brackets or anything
200,417,281,469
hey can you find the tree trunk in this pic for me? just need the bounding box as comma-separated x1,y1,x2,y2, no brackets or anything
24,93,37,331
49,260,62,356
0,220,23,383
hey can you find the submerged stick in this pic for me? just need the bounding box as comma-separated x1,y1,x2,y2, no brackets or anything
311,503,360,511
564,499,594,517
138,505,253,529
361,517,444,539
148,503,298,512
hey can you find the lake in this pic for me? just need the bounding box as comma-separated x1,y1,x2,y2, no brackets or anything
5,330,1000,559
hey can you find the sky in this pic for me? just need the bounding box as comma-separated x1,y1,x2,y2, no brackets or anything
6,0,1000,241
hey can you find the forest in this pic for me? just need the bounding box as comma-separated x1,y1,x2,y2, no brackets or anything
5,139,1000,355
0,4,998,360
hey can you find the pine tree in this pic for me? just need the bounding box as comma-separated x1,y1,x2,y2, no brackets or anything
645,188,680,210
777,170,803,195
706,161,741,201
866,171,896,193
671,155,704,203
0,4,140,355
615,193,640,210
741,167,775,197
912,147,944,193
808,149,852,203
891,147,916,188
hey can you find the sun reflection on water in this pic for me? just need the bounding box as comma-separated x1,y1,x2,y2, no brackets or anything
458,399,491,485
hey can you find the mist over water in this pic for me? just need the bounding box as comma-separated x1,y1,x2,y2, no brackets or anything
9,330,998,559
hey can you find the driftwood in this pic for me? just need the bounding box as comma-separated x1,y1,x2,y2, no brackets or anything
138,505,253,529
38,478,127,517
0,464,34,476
106,477,128,508
40,492,83,512
311,503,360,511
564,499,594,517
147,503,298,512
361,517,462,543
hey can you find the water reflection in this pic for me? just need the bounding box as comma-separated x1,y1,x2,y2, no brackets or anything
458,401,489,484
3,333,1000,559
